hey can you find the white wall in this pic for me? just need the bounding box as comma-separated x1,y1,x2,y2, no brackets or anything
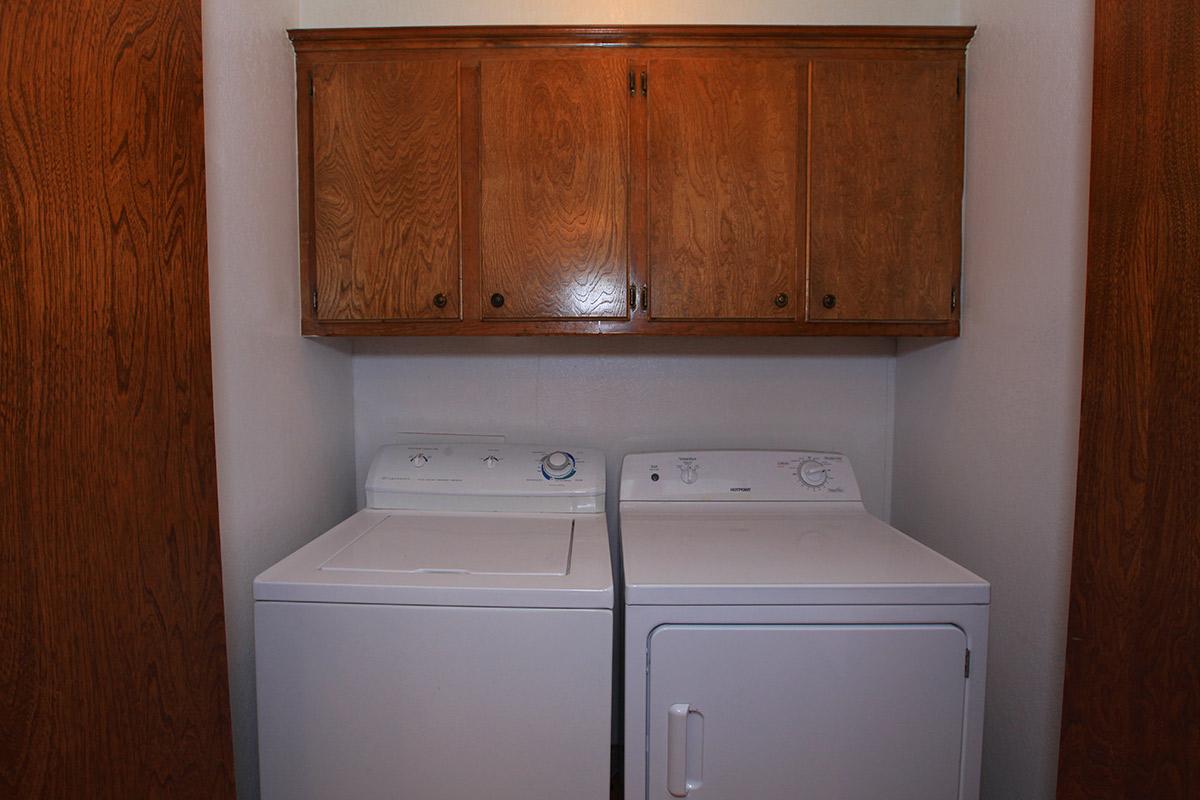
203,1,358,797
892,3,1093,799
301,0,959,27
354,338,898,520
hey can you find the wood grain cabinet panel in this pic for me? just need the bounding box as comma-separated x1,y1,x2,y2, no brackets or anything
479,56,630,320
312,58,461,321
646,56,802,321
808,59,964,323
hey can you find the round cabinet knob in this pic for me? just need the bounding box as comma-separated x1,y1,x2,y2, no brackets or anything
540,451,576,480
490,292,506,308
774,292,789,308
433,293,448,309
821,294,837,309
798,459,829,488
410,453,429,468
679,463,699,485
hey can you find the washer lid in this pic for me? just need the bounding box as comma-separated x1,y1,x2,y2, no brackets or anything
254,509,613,609
321,516,572,576
620,506,989,606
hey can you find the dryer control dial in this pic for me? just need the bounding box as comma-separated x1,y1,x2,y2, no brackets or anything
798,459,830,488
540,451,577,480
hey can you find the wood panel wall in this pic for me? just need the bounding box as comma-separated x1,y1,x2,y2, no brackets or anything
1057,1,1200,797
0,1,236,797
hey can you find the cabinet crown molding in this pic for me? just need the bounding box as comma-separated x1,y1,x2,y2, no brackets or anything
288,25,976,52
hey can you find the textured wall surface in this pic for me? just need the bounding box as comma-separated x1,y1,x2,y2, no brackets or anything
892,2,1093,799
301,0,960,27
203,1,357,796
353,338,899,522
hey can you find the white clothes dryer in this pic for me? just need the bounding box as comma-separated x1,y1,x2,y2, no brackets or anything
620,451,989,800
255,443,613,800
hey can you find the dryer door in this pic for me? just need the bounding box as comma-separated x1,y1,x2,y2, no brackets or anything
646,624,967,800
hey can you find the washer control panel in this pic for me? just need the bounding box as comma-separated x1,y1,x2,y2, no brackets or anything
620,451,861,503
366,443,604,511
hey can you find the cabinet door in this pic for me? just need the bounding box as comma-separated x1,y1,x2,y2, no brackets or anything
646,624,967,800
312,59,461,321
480,56,630,320
647,57,802,321
809,59,964,322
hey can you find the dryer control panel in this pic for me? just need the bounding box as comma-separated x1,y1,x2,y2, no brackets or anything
367,443,605,512
620,451,861,503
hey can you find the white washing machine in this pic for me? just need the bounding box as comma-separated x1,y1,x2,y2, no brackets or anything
254,443,613,800
620,451,989,800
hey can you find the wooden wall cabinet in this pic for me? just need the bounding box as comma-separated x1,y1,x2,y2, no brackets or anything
290,26,974,336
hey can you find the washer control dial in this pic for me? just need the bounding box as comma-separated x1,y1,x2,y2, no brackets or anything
679,463,699,485
540,451,577,480
798,459,830,488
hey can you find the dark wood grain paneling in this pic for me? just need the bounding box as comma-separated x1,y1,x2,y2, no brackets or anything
647,55,802,320
312,58,461,320
0,1,235,797
1057,2,1200,798
480,55,629,320
808,59,964,322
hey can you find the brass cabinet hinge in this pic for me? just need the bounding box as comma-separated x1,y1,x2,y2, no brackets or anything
640,71,648,96
628,70,636,96
628,283,637,311
311,288,318,312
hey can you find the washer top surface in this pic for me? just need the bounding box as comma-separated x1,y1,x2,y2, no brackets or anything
620,451,988,606
256,508,613,608
254,443,613,609
321,514,573,576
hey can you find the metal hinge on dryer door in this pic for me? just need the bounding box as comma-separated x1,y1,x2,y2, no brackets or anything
964,648,971,678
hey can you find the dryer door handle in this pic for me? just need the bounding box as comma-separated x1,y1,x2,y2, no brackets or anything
667,703,703,797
